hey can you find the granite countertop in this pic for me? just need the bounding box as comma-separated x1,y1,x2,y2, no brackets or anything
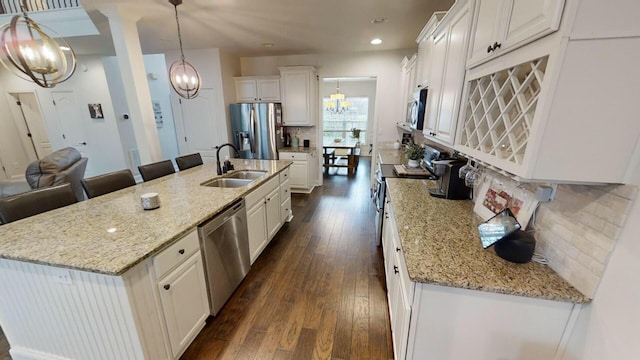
386,178,590,304
378,149,408,165
279,146,316,153
0,160,291,276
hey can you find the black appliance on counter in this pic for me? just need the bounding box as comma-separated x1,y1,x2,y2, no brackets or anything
428,159,471,200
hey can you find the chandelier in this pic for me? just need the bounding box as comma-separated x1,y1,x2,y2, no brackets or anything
168,0,201,99
0,0,76,88
325,80,350,114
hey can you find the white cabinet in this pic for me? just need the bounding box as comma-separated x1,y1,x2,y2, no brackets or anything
245,176,279,263
423,0,472,146
415,12,446,89
468,0,565,67
153,230,209,359
456,2,640,183
279,151,315,193
381,198,413,360
279,66,317,126
381,200,580,360
156,252,209,358
234,76,281,102
279,168,292,223
245,170,291,264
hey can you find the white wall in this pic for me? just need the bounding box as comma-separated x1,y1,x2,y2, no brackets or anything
0,82,32,180
562,166,640,358
0,56,127,178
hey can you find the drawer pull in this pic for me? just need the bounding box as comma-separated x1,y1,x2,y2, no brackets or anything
396,247,400,252
178,249,185,255
164,284,171,290
393,265,399,274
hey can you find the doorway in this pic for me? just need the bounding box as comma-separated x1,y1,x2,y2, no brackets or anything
320,77,377,178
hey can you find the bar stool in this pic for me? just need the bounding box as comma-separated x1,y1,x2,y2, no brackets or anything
175,153,203,171
0,183,77,224
138,160,175,182
81,169,136,199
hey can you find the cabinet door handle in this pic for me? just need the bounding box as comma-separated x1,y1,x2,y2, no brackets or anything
396,247,401,252
164,284,171,290
178,249,185,255
493,41,501,50
393,265,399,274
487,45,493,53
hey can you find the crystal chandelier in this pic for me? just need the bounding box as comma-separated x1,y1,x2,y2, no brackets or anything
168,0,201,99
0,0,76,88
325,80,350,114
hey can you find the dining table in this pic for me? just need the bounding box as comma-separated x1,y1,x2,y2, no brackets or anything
322,137,361,175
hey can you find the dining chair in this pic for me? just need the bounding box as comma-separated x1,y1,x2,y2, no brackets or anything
0,183,77,224
81,169,136,199
138,160,176,182
175,153,203,171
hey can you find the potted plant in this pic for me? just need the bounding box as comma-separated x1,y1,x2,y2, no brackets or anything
350,128,361,140
405,143,425,168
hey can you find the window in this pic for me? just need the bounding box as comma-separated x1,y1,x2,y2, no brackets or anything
322,97,368,142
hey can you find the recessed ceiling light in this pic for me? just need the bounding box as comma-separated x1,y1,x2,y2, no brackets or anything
371,17,387,24
370,38,382,45
262,43,275,48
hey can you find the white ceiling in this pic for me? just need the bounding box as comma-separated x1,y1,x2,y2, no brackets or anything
70,0,454,56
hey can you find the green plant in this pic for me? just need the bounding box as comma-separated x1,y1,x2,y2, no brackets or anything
351,128,361,139
405,143,425,160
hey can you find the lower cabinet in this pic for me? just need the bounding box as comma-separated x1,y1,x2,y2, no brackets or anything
279,151,315,193
382,199,580,360
152,229,209,359
156,252,209,358
245,168,292,264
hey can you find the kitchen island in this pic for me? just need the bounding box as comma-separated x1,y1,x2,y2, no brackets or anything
0,159,291,360
383,177,588,360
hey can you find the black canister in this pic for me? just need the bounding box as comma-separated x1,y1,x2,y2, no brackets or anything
494,230,536,263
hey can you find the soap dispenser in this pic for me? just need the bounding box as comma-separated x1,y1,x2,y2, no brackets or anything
291,134,299,148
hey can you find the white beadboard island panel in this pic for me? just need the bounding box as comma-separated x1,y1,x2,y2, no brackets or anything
0,258,153,360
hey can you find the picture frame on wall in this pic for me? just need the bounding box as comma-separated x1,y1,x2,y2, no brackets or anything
88,104,104,119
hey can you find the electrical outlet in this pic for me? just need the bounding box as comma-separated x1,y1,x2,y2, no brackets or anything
51,269,73,285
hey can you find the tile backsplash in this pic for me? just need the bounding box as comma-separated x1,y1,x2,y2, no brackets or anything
476,171,637,298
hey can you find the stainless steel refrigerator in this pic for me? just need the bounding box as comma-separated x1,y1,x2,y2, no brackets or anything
230,103,283,160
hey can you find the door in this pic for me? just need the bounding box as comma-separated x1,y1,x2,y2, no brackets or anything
265,187,281,239
469,0,504,64
501,0,565,50
246,202,267,264
173,88,227,163
7,92,51,162
424,28,447,137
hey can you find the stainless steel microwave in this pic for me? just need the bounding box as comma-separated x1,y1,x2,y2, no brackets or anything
408,88,428,130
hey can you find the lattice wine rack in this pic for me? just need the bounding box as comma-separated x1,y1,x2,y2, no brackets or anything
460,56,549,166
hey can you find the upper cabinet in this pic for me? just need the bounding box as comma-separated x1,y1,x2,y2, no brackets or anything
423,0,472,146
415,12,447,89
468,0,565,67
234,76,281,103
456,0,640,183
279,66,318,127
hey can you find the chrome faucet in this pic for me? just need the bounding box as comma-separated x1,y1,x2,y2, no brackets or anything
215,143,239,175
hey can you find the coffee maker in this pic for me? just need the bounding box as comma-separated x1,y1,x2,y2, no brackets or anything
429,159,471,200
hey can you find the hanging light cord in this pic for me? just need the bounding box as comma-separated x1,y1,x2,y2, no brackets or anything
173,3,186,63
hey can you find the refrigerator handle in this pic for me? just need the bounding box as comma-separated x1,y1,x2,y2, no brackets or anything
249,107,256,154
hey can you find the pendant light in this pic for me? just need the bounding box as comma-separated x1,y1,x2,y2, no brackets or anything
324,80,350,114
0,0,76,88
168,0,201,99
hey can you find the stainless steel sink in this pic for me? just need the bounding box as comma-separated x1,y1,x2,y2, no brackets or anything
201,178,253,188
224,170,267,180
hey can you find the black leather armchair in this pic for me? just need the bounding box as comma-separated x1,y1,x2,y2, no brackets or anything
25,147,88,202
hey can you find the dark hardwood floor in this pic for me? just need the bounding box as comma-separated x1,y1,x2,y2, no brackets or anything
0,158,392,360
182,157,392,360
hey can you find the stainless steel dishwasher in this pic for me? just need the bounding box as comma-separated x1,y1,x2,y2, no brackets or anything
198,199,250,316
